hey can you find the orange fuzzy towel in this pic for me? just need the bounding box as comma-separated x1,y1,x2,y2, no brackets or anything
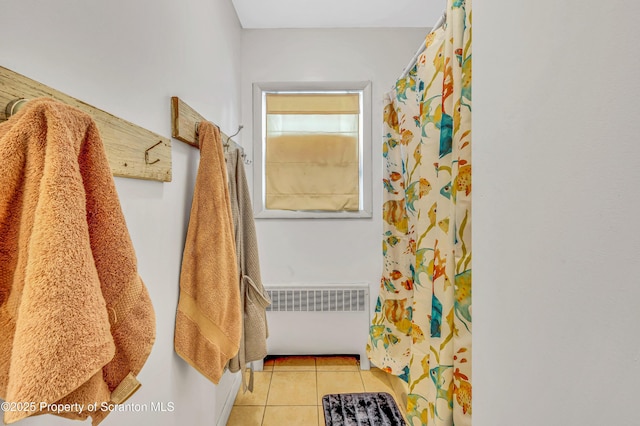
174,122,242,383
0,98,156,425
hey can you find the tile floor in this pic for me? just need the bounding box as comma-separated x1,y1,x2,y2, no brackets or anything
227,355,406,426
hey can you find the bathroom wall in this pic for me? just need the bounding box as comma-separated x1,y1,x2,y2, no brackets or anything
5,1,638,425
475,1,640,425
0,0,244,424
240,27,427,311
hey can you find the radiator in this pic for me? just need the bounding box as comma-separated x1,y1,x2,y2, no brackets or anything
264,283,371,370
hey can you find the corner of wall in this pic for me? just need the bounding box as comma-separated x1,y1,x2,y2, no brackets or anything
215,371,242,426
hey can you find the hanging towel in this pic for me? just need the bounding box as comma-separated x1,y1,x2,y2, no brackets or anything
0,98,156,425
225,149,270,392
174,121,242,384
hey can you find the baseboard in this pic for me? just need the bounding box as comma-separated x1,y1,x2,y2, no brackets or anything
216,371,241,426
359,355,371,371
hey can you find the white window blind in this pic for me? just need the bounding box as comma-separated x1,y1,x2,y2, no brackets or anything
265,93,361,211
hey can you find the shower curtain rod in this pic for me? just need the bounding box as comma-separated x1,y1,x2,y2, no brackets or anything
397,10,447,82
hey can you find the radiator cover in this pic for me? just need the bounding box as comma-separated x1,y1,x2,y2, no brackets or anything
264,283,371,370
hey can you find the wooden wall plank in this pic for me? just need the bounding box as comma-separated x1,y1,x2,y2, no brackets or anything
171,96,204,148
171,96,238,150
0,66,172,182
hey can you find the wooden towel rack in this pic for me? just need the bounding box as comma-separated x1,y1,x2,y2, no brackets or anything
0,66,172,182
171,96,249,164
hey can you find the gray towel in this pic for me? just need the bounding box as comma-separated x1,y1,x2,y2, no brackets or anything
225,149,270,392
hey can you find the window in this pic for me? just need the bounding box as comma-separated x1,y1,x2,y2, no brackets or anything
253,82,372,219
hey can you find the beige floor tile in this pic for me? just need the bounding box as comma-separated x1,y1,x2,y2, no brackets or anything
267,371,317,405
318,405,327,426
262,405,318,426
388,373,409,414
273,355,316,371
263,358,275,371
226,405,264,426
316,371,365,405
234,371,272,406
360,368,395,394
315,356,359,372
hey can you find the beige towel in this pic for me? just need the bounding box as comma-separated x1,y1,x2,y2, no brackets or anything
0,98,156,425
174,122,242,384
225,149,270,392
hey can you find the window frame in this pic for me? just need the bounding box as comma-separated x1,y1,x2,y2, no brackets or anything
252,81,373,219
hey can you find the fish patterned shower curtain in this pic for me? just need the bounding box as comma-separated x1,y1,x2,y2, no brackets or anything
367,0,472,424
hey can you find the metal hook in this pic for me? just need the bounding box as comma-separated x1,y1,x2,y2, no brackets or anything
144,141,163,165
241,152,252,165
5,98,29,118
224,125,244,150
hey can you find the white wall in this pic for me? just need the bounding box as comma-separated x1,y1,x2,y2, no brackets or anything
475,1,640,425
240,28,427,309
0,0,243,425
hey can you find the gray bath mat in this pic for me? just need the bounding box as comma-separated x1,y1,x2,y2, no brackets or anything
321,392,406,426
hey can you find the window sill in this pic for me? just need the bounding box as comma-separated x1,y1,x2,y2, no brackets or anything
254,208,372,219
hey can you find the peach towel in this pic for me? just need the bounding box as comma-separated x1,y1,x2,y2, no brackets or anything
174,122,241,384
0,98,155,425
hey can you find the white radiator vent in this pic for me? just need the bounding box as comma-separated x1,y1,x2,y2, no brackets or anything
264,283,371,369
266,287,366,312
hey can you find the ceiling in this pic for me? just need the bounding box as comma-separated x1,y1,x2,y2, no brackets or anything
230,0,446,29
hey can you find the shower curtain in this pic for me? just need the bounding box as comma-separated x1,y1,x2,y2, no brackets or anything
367,1,471,424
